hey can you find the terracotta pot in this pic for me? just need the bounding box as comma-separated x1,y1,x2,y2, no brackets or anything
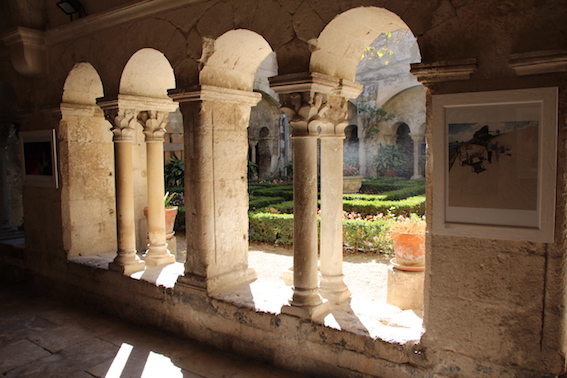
343,176,364,194
390,232,425,271
165,206,178,239
143,206,178,240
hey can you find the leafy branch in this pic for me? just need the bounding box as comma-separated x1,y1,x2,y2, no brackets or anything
357,102,397,138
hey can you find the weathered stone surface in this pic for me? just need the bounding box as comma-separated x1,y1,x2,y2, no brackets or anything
2,0,566,376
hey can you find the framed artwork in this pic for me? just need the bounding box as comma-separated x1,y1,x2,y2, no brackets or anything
432,87,558,242
20,129,59,188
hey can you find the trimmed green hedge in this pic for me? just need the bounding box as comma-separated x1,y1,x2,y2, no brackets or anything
249,196,285,210
361,177,425,194
249,213,394,253
249,213,294,245
342,195,425,217
250,187,294,201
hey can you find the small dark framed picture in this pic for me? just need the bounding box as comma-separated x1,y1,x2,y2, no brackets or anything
20,129,59,188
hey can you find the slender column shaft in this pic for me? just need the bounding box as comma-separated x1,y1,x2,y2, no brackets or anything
144,140,175,266
411,134,424,180
143,112,175,267
320,136,350,303
290,135,322,307
115,141,136,254
110,138,145,274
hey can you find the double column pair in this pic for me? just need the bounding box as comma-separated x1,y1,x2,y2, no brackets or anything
271,73,362,320
99,96,178,275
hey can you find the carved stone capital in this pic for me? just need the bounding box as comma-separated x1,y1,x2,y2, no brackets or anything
409,133,425,144
139,110,168,142
270,73,361,138
102,108,139,142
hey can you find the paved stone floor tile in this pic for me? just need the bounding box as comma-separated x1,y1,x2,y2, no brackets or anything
27,322,98,353
0,315,57,347
0,285,307,378
4,353,91,378
59,337,120,370
0,338,51,374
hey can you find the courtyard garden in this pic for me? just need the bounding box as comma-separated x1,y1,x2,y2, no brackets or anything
248,176,425,255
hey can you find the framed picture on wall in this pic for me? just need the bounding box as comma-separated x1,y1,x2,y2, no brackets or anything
20,129,59,188
432,87,558,242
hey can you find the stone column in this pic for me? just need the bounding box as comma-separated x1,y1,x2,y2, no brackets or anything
140,110,176,267
249,140,258,164
287,131,324,315
320,129,350,303
270,73,361,319
104,108,146,275
410,133,424,180
169,86,260,294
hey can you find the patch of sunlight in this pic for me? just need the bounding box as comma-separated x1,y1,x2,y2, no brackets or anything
105,343,133,378
141,351,183,378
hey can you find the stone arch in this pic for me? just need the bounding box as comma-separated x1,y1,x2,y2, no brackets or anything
311,7,411,81
382,85,426,135
120,48,176,98
118,48,178,254
249,92,283,178
62,62,104,105
59,62,117,258
200,29,274,91
344,124,359,166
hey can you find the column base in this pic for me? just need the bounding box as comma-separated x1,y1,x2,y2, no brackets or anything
109,258,146,275
143,251,176,267
320,274,351,305
411,174,424,180
281,300,330,321
176,268,257,294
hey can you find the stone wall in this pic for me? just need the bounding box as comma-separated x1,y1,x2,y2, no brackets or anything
0,0,566,376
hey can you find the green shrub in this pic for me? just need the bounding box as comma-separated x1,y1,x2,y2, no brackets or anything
381,184,426,200
343,195,425,217
251,187,293,200
343,219,393,254
174,206,185,231
256,201,294,214
249,212,396,253
249,213,294,245
361,177,424,194
249,196,285,210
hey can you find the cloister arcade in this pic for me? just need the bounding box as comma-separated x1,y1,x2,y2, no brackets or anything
1,0,565,376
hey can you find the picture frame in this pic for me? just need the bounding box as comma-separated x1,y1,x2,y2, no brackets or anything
432,87,558,242
20,129,59,189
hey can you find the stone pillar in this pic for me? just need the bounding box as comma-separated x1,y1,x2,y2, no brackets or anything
410,133,424,180
104,108,146,275
288,132,324,315
319,94,355,304
249,140,258,164
169,86,260,294
140,110,176,267
270,73,362,319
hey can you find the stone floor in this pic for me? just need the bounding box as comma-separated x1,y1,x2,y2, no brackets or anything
0,284,306,378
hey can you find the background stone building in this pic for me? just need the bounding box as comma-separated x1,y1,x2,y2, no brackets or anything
0,1,566,377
